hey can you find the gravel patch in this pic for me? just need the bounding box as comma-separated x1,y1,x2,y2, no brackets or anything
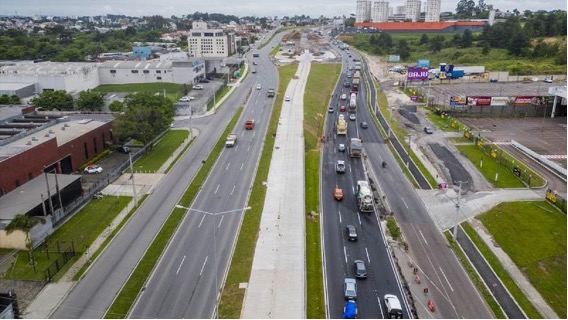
429,143,474,191
398,108,420,124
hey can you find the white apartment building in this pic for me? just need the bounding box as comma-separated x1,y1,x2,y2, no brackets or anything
372,1,389,22
425,0,441,22
187,21,236,58
356,0,372,23
405,0,421,22
393,5,406,15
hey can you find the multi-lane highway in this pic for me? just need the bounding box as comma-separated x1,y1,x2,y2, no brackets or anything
322,47,409,319
51,31,283,319
129,35,281,319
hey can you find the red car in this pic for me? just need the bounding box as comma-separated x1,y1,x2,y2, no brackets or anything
339,105,346,112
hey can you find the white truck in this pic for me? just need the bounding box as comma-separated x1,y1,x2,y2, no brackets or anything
349,92,357,112
356,181,374,212
225,133,237,147
349,138,362,158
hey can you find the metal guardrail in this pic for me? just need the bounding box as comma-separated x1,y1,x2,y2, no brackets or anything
511,140,567,181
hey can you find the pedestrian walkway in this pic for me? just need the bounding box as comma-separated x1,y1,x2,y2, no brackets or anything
241,51,312,319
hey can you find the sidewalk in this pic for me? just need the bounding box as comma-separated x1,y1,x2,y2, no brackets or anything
240,51,312,318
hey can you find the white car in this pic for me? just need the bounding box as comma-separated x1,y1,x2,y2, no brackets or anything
84,164,103,174
179,96,195,102
543,77,553,83
349,113,356,121
285,96,291,101
193,84,204,90
339,114,345,120
256,84,262,90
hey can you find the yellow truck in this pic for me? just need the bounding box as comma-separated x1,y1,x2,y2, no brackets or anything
337,119,348,135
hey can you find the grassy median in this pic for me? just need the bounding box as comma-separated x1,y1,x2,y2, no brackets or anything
304,63,341,318
218,65,297,318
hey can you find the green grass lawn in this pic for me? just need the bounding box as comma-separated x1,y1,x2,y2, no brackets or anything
448,136,474,144
1,196,130,281
207,85,231,111
304,63,341,318
218,65,298,318
456,145,526,188
477,201,567,318
129,130,189,173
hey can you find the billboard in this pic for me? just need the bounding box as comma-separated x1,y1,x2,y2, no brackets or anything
512,96,551,106
491,96,512,106
417,59,430,67
406,67,429,81
450,95,466,106
388,55,400,62
467,96,492,106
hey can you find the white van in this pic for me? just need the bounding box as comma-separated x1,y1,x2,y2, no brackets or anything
384,294,403,319
341,93,347,100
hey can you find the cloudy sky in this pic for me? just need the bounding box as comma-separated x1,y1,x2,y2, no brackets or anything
1,0,565,18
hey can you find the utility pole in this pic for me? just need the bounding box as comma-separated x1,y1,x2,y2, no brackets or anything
129,152,138,205
452,181,467,240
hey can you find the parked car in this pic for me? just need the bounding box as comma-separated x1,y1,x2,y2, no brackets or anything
193,84,204,90
179,96,195,102
346,225,357,241
489,78,498,83
544,77,553,83
344,278,357,300
84,164,103,174
336,160,346,173
116,145,130,154
424,127,433,134
199,78,210,83
354,260,368,279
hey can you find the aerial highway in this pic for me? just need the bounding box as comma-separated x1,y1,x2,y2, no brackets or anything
51,31,284,319
321,47,410,319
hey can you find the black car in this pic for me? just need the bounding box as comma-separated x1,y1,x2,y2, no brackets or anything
424,127,433,134
199,78,210,83
354,260,368,279
117,145,131,153
360,121,368,129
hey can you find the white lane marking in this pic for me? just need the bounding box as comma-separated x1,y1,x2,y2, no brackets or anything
248,144,251,152
343,246,348,264
231,185,236,195
240,163,244,171
198,215,206,228
440,267,454,292
401,198,409,209
365,247,370,263
225,163,230,171
338,210,342,224
235,145,239,151
357,212,362,225
214,184,220,194
352,186,355,195
176,255,186,275
218,215,224,229
252,131,256,138
200,256,208,276
419,229,428,245
377,297,384,317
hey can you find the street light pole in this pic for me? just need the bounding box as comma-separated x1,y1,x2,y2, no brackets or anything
174,205,251,318
452,181,467,240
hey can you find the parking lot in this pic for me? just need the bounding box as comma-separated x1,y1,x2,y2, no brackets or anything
174,80,224,116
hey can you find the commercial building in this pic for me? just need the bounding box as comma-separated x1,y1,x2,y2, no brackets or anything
188,21,236,58
356,0,372,23
97,59,205,85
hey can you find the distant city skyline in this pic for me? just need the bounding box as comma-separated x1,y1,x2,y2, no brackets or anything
0,0,565,18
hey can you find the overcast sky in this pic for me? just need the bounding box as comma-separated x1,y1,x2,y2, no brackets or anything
1,0,565,18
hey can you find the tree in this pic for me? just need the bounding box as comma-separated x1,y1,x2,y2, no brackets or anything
9,95,21,104
30,90,74,110
456,0,476,18
5,214,46,250
429,35,445,54
108,100,124,112
419,34,429,45
77,89,104,111
0,94,11,104
507,33,529,56
481,42,491,55
461,29,473,48
113,92,174,145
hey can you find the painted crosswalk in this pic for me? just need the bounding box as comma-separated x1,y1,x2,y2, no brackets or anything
542,154,567,160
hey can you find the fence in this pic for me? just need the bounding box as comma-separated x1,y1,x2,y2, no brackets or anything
546,189,567,213
42,241,76,282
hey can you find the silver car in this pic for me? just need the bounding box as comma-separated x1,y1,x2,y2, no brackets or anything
344,278,357,300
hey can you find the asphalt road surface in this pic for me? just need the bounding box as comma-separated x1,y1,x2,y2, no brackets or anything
322,47,409,319
51,32,284,319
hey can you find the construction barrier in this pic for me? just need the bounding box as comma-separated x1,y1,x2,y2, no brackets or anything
423,288,429,294
415,275,421,284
